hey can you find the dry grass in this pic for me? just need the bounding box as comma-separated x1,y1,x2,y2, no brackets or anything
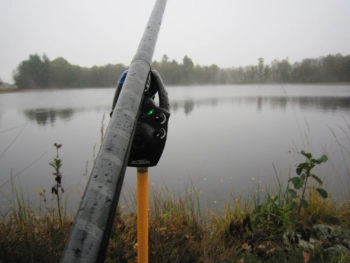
1,184,350,263
0,212,71,263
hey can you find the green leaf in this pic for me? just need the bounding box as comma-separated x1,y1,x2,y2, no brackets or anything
311,158,320,164
301,150,312,159
296,166,303,175
317,155,328,164
287,189,297,199
316,188,328,199
288,201,298,211
289,177,303,189
311,174,323,185
311,155,328,164
296,162,309,175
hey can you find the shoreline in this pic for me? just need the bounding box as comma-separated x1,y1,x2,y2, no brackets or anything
1,82,350,94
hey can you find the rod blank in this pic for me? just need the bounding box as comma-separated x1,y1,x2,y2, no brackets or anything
61,0,167,262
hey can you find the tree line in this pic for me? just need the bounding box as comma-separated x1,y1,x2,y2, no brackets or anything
13,53,350,89
13,55,127,89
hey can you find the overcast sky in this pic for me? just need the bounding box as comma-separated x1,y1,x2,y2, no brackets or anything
1,0,350,83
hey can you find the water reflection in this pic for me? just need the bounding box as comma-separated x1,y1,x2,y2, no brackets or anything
170,95,350,115
23,108,74,125
21,106,110,126
19,95,350,125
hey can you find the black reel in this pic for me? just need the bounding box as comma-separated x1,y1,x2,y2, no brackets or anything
111,70,170,167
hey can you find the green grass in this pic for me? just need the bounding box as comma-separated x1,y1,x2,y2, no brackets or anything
1,183,349,263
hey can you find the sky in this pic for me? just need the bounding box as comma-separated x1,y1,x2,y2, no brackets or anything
1,0,350,83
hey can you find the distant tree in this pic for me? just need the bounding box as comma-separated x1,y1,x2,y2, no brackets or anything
322,54,340,82
258,57,265,82
293,58,320,82
270,58,292,83
182,55,194,71
278,59,292,82
49,57,72,87
264,65,271,82
180,55,194,84
152,55,181,85
245,65,259,83
161,54,169,64
343,55,350,81
209,64,220,83
14,54,50,89
321,54,350,82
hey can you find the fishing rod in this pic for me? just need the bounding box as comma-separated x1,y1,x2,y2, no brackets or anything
61,0,168,262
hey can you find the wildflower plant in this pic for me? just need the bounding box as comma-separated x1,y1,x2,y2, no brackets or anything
288,150,328,215
49,143,64,226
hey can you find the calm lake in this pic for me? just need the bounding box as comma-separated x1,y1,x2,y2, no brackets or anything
0,84,350,215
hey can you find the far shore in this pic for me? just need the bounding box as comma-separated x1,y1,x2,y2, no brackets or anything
1,82,350,94
0,84,18,93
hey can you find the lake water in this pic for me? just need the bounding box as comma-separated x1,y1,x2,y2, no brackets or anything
0,84,350,215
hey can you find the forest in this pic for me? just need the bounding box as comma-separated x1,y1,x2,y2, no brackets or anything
11,53,350,89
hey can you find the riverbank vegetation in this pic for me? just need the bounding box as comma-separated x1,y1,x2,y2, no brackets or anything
11,53,350,89
1,150,349,262
0,78,17,92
